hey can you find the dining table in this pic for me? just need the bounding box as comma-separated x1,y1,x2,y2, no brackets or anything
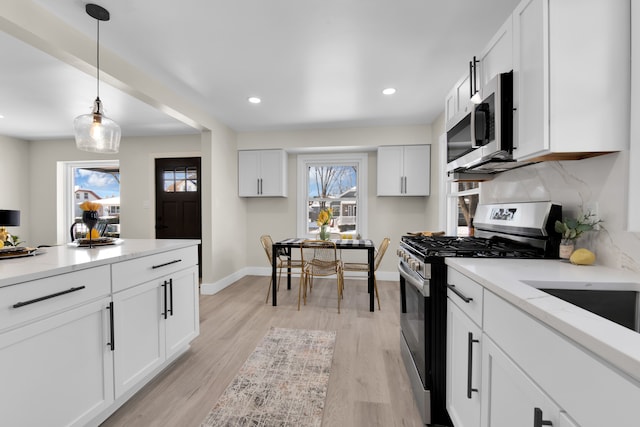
272,238,376,312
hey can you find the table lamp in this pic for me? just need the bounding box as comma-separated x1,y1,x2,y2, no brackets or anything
0,209,20,227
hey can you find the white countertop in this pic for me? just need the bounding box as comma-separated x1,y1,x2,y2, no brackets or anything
445,258,640,383
0,239,200,288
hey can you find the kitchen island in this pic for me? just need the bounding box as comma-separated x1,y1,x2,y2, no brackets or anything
446,258,640,427
0,239,200,427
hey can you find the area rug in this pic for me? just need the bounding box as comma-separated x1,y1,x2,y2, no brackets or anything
201,327,336,427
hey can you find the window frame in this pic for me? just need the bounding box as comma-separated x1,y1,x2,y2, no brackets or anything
296,153,368,238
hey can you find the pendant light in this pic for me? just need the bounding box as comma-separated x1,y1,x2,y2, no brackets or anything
74,3,121,154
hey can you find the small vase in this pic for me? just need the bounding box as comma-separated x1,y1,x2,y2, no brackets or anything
82,210,99,247
559,242,574,259
319,224,329,241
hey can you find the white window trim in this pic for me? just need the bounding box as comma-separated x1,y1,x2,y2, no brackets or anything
296,153,368,238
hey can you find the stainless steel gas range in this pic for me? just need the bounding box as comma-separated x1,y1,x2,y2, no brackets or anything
397,201,562,426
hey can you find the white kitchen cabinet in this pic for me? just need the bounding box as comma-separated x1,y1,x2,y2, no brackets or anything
446,268,484,427
445,74,472,131
0,293,114,427
483,289,640,427
477,16,512,91
446,301,482,427
512,0,629,161
112,279,164,398
238,149,287,197
481,337,578,427
112,251,199,399
377,145,430,196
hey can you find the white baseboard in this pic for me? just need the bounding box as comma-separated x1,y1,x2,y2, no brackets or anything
200,266,399,295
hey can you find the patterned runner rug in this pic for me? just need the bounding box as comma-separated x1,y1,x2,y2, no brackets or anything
201,327,336,427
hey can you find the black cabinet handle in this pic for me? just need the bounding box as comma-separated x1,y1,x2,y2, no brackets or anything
152,259,182,269
161,281,168,319
12,286,86,308
467,332,479,398
447,284,473,303
534,408,553,427
168,278,174,316
469,60,474,98
107,301,115,351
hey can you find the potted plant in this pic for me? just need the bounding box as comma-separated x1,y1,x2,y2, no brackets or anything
554,211,602,259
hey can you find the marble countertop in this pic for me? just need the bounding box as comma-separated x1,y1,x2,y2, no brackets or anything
445,258,640,383
0,239,200,288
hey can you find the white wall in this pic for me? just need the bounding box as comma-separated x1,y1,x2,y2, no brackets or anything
482,151,640,272
238,125,437,275
0,135,30,243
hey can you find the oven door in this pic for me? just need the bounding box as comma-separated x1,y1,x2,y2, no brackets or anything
399,261,429,389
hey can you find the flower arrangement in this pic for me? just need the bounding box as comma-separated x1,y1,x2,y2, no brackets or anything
0,227,22,248
317,207,333,240
554,211,602,244
316,207,333,227
80,201,101,211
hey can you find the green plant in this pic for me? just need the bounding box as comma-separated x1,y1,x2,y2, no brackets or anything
554,211,602,243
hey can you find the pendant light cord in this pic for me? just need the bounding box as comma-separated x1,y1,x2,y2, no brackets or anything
96,19,100,99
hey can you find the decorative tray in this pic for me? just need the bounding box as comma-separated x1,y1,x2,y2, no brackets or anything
68,237,123,248
0,246,41,259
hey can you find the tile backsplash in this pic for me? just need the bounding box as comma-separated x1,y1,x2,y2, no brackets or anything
482,151,640,273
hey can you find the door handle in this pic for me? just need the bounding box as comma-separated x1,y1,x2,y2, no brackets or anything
467,332,479,398
168,278,174,316
107,301,115,351
161,281,168,319
447,284,473,303
534,408,553,427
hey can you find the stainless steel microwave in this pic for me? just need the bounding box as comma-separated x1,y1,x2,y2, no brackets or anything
446,71,513,172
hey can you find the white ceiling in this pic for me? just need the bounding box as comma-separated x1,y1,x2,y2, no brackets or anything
0,0,521,141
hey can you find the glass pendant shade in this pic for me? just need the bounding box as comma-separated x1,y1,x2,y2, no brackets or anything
74,97,121,153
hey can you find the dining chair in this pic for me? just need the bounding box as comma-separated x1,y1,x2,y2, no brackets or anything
260,235,304,303
299,239,344,313
342,237,390,310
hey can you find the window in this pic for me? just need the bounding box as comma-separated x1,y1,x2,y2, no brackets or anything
447,180,480,236
297,153,368,238
163,166,198,192
61,160,120,241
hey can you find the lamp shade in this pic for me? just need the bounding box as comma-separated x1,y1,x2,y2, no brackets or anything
74,98,121,153
0,210,20,226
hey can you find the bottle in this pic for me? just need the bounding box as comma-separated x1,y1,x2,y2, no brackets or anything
469,218,475,237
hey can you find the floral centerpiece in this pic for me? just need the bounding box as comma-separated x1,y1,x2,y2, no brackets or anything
554,211,602,259
317,207,333,240
0,227,22,248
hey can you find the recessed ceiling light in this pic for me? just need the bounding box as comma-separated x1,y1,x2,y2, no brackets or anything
382,88,396,95
248,97,261,104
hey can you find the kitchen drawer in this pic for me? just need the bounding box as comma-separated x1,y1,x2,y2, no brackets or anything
0,265,110,332
447,267,484,327
111,246,198,292
484,290,640,427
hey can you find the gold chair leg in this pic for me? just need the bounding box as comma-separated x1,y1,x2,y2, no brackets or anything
374,275,381,310
298,272,304,310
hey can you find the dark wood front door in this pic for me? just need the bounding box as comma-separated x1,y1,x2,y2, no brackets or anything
155,157,202,275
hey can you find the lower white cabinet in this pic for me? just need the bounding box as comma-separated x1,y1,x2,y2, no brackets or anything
113,265,199,398
0,297,114,427
481,336,578,427
446,300,482,427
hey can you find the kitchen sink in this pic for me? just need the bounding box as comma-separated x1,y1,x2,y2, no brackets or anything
522,280,640,333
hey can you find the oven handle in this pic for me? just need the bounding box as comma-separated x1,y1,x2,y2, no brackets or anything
447,284,473,303
398,261,429,297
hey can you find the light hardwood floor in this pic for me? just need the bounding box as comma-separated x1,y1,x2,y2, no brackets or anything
101,275,424,427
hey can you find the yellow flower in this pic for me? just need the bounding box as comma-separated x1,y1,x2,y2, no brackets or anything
316,208,333,226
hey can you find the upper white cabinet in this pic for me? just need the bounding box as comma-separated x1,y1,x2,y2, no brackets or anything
238,149,287,197
512,0,630,161
377,145,430,196
445,74,472,130
477,16,513,91
628,2,640,232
